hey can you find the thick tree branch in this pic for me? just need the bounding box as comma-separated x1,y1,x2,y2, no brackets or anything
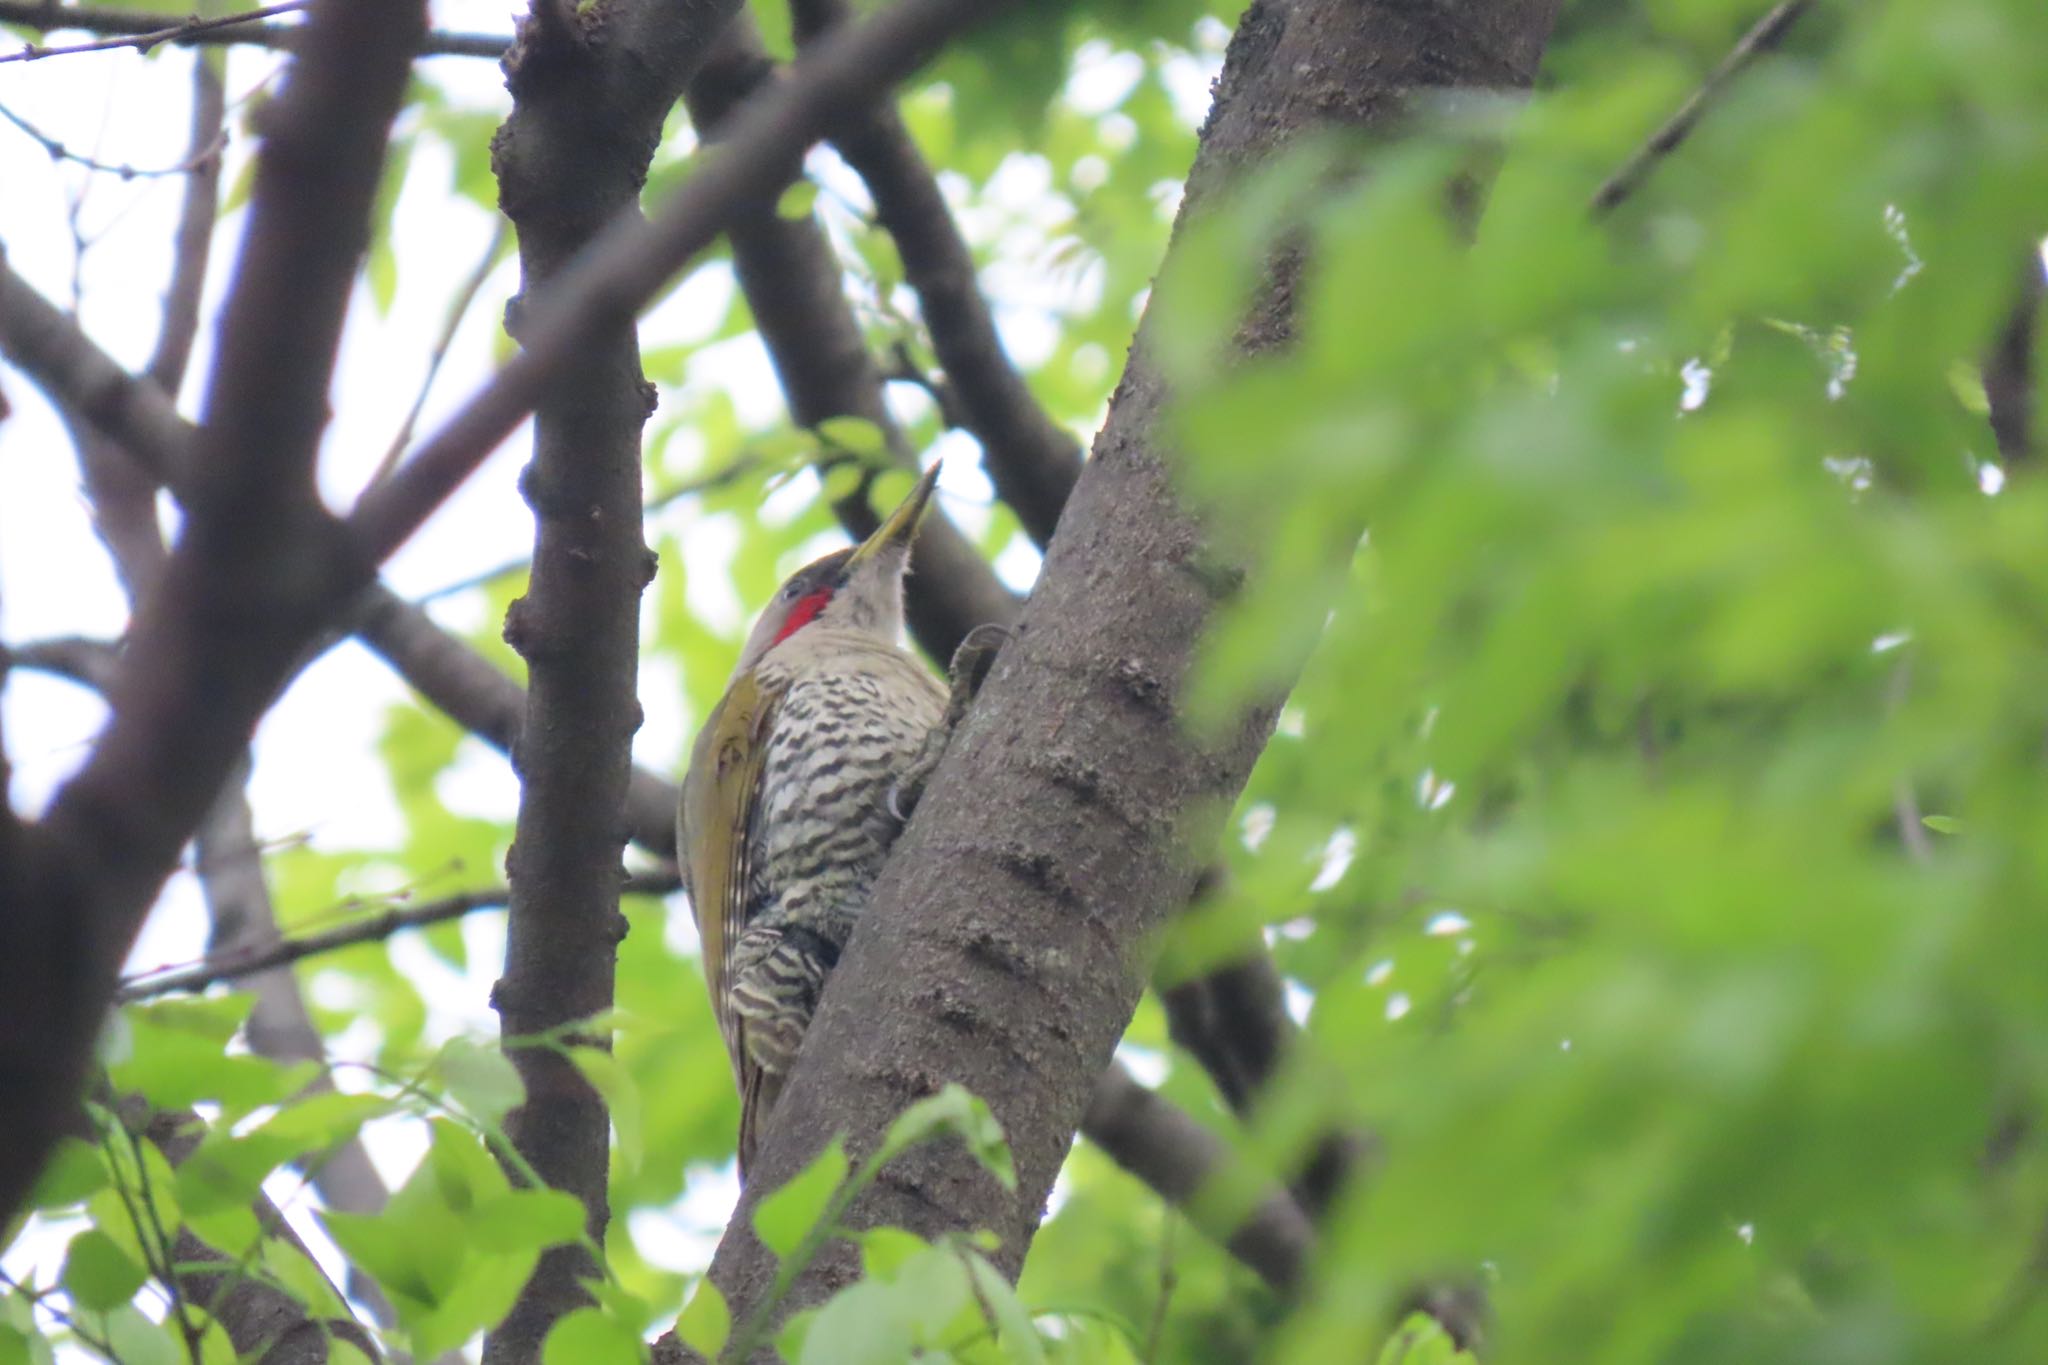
0,0,505,59
480,0,711,1349
0,0,422,1233
40,58,401,1307
1159,949,1371,1222
687,0,1561,1347
682,14,1018,665
1083,1063,1311,1298
1986,252,2043,469
793,0,1082,549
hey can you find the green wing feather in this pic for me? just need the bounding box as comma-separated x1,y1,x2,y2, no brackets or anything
680,671,780,1174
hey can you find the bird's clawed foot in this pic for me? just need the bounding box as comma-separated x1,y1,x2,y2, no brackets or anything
887,622,1013,824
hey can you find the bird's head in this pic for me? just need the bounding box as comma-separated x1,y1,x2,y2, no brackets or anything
733,462,940,673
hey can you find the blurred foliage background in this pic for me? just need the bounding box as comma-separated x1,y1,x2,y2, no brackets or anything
4,0,2047,1360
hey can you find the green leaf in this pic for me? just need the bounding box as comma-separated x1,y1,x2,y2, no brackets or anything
795,1280,913,1365
324,1209,448,1310
61,1229,146,1311
1375,1313,1474,1365
877,1085,1016,1191
1920,814,1962,834
753,1138,850,1258
816,416,887,460
99,1307,180,1365
109,997,309,1114
436,1039,525,1126
255,1090,392,1148
676,1278,730,1359
962,1250,1045,1365
469,1188,588,1252
818,460,866,505
858,1226,929,1280
570,1045,645,1175
174,1128,299,1216
367,238,399,317
330,1339,378,1365
543,1307,645,1365
776,1307,816,1362
29,1138,107,1209
776,179,821,220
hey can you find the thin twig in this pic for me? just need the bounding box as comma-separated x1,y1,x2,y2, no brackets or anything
1589,0,1814,216
0,97,222,179
0,0,506,60
0,0,302,63
363,220,508,488
118,872,682,1001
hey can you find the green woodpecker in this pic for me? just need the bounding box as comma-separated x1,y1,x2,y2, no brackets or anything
680,464,948,1177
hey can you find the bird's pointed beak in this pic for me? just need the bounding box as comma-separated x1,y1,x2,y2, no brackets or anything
848,462,941,567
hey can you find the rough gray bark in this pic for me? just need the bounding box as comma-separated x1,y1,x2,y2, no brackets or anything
479,0,745,1358
686,0,1562,1347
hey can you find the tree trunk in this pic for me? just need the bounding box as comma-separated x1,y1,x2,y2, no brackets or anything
687,0,1562,1348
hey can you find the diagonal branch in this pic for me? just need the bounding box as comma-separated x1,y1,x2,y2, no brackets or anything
1083,1063,1311,1297
681,13,1019,665
794,0,1082,549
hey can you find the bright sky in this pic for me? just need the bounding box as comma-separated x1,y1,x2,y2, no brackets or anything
0,2,1226,1342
